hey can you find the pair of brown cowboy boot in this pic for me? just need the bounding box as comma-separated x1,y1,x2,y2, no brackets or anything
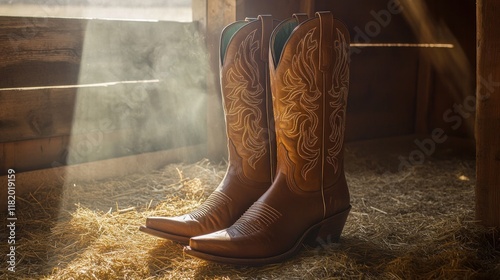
140,11,351,266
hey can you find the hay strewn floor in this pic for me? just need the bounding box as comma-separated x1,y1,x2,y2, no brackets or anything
2,139,499,279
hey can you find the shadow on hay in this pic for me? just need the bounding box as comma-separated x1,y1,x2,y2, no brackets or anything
145,240,187,276
0,183,66,277
186,237,396,279
183,231,500,278
301,236,399,277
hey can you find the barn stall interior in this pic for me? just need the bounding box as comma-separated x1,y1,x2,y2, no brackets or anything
0,0,499,278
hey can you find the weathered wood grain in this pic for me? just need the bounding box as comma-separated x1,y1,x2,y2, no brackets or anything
0,87,77,142
0,16,209,174
476,0,500,228
0,16,85,88
0,17,204,88
0,82,207,175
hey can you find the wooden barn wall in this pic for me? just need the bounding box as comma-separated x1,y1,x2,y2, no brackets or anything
0,0,477,174
317,0,476,140
319,0,419,141
0,17,209,175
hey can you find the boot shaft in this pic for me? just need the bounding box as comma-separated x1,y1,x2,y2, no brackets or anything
269,12,350,192
219,16,278,184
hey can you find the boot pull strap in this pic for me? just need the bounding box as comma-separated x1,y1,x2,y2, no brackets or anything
258,15,273,62
293,13,309,24
316,11,334,72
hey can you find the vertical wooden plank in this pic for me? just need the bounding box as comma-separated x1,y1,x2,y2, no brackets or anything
300,0,315,18
238,0,302,20
476,0,500,229
196,0,238,160
207,0,237,161
414,49,433,134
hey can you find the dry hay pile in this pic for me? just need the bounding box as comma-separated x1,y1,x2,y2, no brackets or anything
1,142,499,279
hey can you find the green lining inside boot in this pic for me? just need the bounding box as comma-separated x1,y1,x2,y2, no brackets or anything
220,21,248,64
271,19,299,67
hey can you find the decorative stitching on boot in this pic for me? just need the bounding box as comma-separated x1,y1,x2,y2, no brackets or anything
327,29,349,173
230,201,282,236
189,191,232,220
224,28,267,171
278,28,321,181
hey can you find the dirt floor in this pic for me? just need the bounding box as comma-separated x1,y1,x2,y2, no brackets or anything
1,138,499,279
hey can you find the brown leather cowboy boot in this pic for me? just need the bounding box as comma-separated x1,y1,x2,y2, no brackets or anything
139,15,281,245
185,11,351,265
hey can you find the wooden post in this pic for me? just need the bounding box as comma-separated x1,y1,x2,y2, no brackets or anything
300,0,315,18
193,0,237,161
414,49,432,135
476,0,500,229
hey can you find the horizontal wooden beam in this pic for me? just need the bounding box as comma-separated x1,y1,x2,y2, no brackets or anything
1,124,207,175
0,79,209,143
0,16,85,88
0,81,208,174
0,16,203,88
0,87,77,142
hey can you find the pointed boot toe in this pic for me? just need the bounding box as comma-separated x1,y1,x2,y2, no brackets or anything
140,215,193,245
188,230,233,255
186,229,273,266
